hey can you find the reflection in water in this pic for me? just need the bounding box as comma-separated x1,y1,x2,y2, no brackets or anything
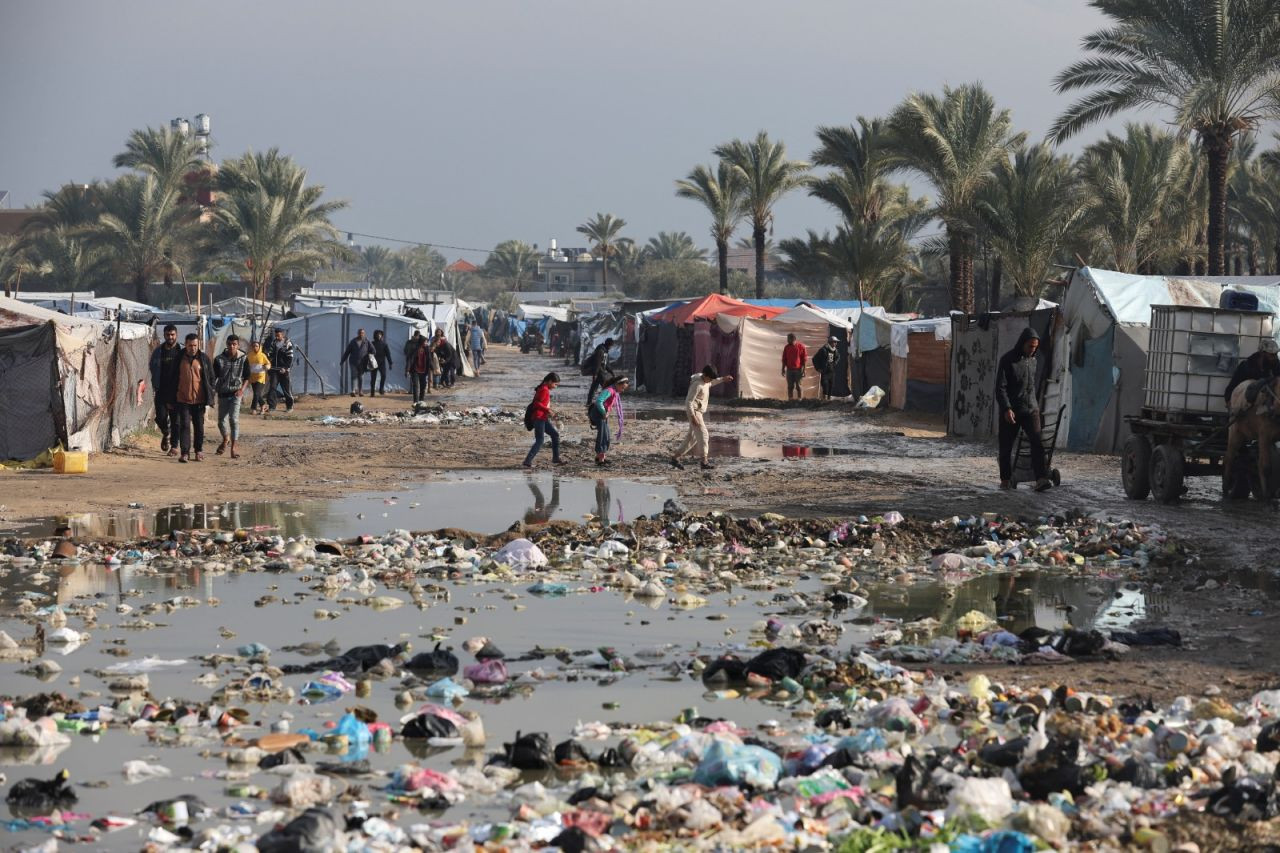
707,437,859,459
9,473,674,540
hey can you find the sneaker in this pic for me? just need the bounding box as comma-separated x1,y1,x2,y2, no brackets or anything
521,461,533,469
670,457,685,470
160,437,169,452
167,448,179,458
700,461,715,470
285,405,293,412
1034,477,1052,492
179,454,188,463
552,459,566,465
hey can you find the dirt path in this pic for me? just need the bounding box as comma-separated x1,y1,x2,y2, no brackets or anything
5,345,1279,702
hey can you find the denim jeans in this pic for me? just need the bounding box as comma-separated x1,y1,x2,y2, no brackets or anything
524,419,560,465
217,394,242,441
410,372,429,403
594,421,611,456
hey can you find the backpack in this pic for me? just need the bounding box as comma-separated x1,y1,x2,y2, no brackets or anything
587,399,604,427
524,402,537,431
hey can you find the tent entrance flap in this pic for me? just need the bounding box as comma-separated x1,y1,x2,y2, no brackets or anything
0,322,61,461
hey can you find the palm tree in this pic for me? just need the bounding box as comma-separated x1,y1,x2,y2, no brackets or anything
1234,149,1280,273
821,210,929,307
609,239,646,285
811,118,896,224
113,126,208,198
23,183,104,233
675,162,746,294
887,83,1023,312
21,226,109,295
973,144,1082,303
576,213,627,292
358,245,394,284
645,231,706,262
0,236,38,297
215,150,348,303
90,174,191,303
1075,125,1194,273
1050,0,1280,275
484,240,540,293
714,132,809,297
777,230,837,299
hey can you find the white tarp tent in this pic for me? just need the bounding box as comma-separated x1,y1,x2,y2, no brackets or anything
274,308,432,395
1047,267,1280,453
726,315,830,400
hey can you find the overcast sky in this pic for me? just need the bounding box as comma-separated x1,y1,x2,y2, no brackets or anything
4,1,1134,260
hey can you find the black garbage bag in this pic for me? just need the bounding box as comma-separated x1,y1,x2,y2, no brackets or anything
978,737,1028,769
1206,768,1280,820
258,807,340,853
1259,721,1280,753
701,654,747,684
814,708,852,730
497,730,553,770
138,793,209,819
283,642,409,674
554,739,593,765
260,747,308,769
315,760,373,776
401,712,459,740
6,769,77,811
1110,757,1161,788
596,747,628,768
474,640,505,661
567,786,602,805
1049,629,1108,658
405,643,459,676
745,647,806,680
1110,627,1182,647
1018,737,1092,799
549,825,589,853
895,754,928,810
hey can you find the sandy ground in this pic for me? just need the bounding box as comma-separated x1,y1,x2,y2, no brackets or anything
4,345,1279,704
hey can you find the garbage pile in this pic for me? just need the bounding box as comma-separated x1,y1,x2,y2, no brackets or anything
0,508,1236,851
315,404,518,428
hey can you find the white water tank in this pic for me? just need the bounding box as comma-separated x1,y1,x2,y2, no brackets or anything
171,118,190,137
194,113,211,135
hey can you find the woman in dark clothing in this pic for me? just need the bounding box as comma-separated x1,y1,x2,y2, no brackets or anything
406,335,434,404
523,372,564,468
371,330,393,396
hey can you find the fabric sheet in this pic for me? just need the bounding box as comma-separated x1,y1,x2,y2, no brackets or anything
735,318,828,400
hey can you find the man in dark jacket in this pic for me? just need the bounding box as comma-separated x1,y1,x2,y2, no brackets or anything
264,328,294,413
148,324,183,455
212,335,251,458
1224,338,1280,411
342,328,373,397
433,329,457,388
995,327,1051,491
175,333,215,463
813,336,842,401
370,329,393,396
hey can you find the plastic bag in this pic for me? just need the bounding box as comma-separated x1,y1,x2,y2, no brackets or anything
692,740,782,789
947,777,1014,823
856,385,885,409
425,677,469,700
463,659,508,684
493,538,548,568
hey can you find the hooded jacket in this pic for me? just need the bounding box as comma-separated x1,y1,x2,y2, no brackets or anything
995,328,1041,416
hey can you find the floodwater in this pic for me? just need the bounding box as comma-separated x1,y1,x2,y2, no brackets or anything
7,472,675,540
0,516,1164,850
631,408,768,423
707,437,861,459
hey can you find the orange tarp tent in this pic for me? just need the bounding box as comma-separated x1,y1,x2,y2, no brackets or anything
652,293,786,326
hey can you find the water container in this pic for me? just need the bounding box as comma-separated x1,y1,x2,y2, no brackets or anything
1220,290,1260,311
53,450,88,474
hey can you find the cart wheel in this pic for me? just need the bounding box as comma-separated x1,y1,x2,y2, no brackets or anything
1150,444,1185,504
1121,435,1152,500
1050,468,1061,488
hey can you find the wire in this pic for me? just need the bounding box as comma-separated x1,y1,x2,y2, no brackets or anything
337,230,494,256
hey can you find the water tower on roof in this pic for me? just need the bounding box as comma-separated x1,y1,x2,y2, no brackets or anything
169,114,212,158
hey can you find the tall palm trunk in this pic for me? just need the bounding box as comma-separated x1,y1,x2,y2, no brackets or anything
990,256,1003,312
947,228,975,313
1203,130,1233,276
134,272,147,304
753,224,767,298
716,239,729,295
601,255,608,292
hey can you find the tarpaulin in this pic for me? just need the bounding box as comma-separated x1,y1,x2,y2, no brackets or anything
735,317,827,400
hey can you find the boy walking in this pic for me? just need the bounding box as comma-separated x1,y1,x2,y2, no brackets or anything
671,365,733,470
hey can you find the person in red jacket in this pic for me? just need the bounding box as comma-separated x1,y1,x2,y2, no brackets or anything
522,372,565,468
782,333,808,400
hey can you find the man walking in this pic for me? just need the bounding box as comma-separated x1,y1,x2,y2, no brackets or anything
813,336,842,401
782,333,808,400
213,334,251,459
671,365,733,471
995,327,1051,491
264,328,294,413
370,329,393,396
176,333,214,463
148,324,183,455
343,328,374,396
406,333,434,403
433,329,457,388
468,322,487,374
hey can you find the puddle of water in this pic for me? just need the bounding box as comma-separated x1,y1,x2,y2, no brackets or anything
0,547,1162,848
8,472,675,540
708,437,860,459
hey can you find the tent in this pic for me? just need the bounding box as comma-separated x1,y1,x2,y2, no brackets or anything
1046,267,1280,453
771,305,855,397
720,314,831,400
650,293,786,326
0,296,153,461
273,308,435,395
887,317,953,412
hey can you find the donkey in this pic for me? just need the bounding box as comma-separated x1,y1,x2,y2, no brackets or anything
1223,378,1280,500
